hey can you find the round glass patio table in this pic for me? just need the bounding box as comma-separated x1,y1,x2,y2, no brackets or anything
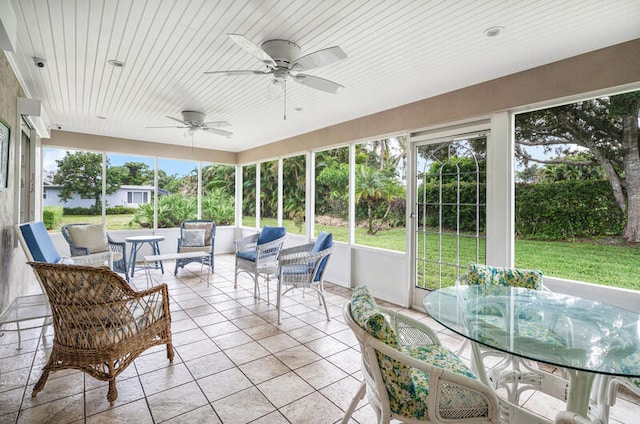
423,285,640,420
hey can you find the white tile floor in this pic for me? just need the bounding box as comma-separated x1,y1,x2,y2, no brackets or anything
1,254,638,423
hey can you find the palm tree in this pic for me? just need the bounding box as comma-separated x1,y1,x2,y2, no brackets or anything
355,165,403,235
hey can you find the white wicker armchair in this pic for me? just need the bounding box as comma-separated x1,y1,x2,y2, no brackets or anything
342,286,501,424
276,232,334,324
235,226,286,301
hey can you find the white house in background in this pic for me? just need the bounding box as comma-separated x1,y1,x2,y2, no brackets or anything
43,184,167,208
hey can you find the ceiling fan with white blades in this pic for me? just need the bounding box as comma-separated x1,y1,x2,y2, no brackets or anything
205,34,347,119
146,110,233,137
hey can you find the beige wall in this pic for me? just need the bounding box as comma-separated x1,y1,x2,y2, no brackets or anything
0,52,36,313
45,131,237,164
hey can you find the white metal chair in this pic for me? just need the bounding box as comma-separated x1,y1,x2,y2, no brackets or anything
234,226,286,301
276,231,334,324
589,355,640,422
342,286,501,424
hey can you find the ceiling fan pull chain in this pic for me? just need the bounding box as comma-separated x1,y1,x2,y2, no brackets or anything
284,79,287,120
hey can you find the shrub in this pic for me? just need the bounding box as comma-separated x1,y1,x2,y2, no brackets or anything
515,180,624,240
63,206,98,215
42,206,63,230
106,206,137,215
202,189,234,225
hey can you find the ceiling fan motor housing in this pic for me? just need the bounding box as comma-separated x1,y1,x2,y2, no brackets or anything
261,39,301,68
181,110,206,127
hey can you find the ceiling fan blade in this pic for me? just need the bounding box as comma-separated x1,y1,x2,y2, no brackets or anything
166,116,188,125
204,69,271,76
203,121,231,128
292,46,347,71
146,125,186,129
293,74,344,94
228,33,276,66
203,127,233,137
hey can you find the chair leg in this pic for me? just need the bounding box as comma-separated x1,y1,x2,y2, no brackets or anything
107,379,118,406
32,368,51,397
341,382,366,424
317,285,330,322
277,280,282,324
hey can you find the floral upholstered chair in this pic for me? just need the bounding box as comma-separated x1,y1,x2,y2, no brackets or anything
341,286,500,424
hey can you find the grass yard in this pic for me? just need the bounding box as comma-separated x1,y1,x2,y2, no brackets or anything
52,214,141,231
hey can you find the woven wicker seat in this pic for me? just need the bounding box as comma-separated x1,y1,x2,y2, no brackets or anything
27,262,174,405
342,286,500,424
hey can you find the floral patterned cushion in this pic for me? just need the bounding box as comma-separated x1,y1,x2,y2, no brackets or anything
467,263,543,290
351,286,411,408
350,286,399,348
401,345,488,420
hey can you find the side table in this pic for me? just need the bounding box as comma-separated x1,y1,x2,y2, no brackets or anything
125,235,165,277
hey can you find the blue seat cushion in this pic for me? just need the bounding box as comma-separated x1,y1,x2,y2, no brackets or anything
257,226,286,245
237,250,257,262
20,222,61,263
311,232,333,281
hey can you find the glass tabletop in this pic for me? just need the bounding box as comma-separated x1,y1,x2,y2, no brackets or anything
424,285,640,378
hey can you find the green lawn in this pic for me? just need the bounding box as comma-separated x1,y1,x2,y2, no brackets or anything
61,214,639,290
53,214,141,231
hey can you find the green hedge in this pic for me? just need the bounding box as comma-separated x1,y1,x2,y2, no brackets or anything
515,180,624,240
418,180,623,240
43,206,63,230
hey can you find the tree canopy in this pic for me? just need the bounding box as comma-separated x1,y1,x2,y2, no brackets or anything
52,151,119,210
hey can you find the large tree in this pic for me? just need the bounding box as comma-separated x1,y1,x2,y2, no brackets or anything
515,92,640,243
52,151,119,210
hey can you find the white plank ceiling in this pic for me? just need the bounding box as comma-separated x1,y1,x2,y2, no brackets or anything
6,0,640,152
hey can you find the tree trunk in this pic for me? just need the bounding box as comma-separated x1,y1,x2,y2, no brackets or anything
622,114,640,243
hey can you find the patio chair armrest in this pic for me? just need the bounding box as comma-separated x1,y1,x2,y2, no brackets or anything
279,243,316,259
107,236,126,254
235,233,259,253
379,305,441,347
129,282,172,324
70,245,91,256
255,235,286,265
366,334,500,422
73,251,113,268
